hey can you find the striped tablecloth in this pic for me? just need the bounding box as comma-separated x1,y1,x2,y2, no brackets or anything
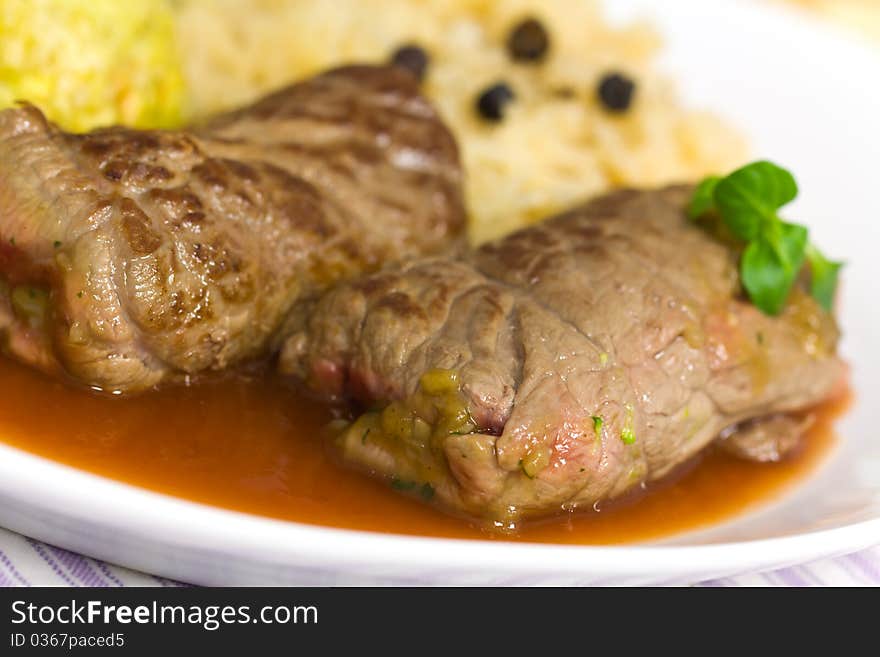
1,526,877,587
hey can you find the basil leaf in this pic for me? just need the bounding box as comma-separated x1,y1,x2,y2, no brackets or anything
690,160,840,316
805,243,843,312
714,160,798,241
688,176,721,219
741,222,808,315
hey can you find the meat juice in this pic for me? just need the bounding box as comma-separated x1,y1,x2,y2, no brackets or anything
0,355,847,544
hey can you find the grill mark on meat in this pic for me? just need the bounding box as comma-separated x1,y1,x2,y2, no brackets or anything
191,160,230,191
357,267,442,401
280,139,384,167
255,163,332,239
119,198,161,256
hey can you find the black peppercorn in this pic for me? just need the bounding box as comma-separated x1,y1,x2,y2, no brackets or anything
507,17,550,62
476,82,516,122
597,72,636,113
390,44,429,81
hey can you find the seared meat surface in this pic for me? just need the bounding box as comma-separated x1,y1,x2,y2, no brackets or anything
280,187,844,524
0,66,464,392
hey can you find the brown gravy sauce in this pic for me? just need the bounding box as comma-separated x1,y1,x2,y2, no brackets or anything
0,356,849,544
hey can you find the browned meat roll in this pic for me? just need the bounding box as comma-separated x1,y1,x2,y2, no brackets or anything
0,66,465,392
280,187,844,524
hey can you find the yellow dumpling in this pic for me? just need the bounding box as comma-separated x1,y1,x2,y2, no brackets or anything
0,0,185,131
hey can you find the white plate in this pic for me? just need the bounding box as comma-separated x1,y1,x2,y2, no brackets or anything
1,0,879,585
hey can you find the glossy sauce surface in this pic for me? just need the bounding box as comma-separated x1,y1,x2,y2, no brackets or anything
0,356,847,544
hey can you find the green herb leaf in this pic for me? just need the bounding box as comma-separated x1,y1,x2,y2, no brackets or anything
805,243,843,312
713,160,798,241
741,222,808,315
688,176,721,219
419,483,435,501
689,160,840,315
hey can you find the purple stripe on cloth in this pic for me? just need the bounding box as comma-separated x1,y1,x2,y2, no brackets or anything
764,572,782,586
0,548,30,586
796,565,826,586
748,571,777,586
833,554,873,584
95,561,126,587
47,545,110,587
769,567,813,587
704,569,795,587
152,575,188,587
27,540,79,587
846,552,880,583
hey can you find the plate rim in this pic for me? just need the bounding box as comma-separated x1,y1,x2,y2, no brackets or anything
1,440,877,582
